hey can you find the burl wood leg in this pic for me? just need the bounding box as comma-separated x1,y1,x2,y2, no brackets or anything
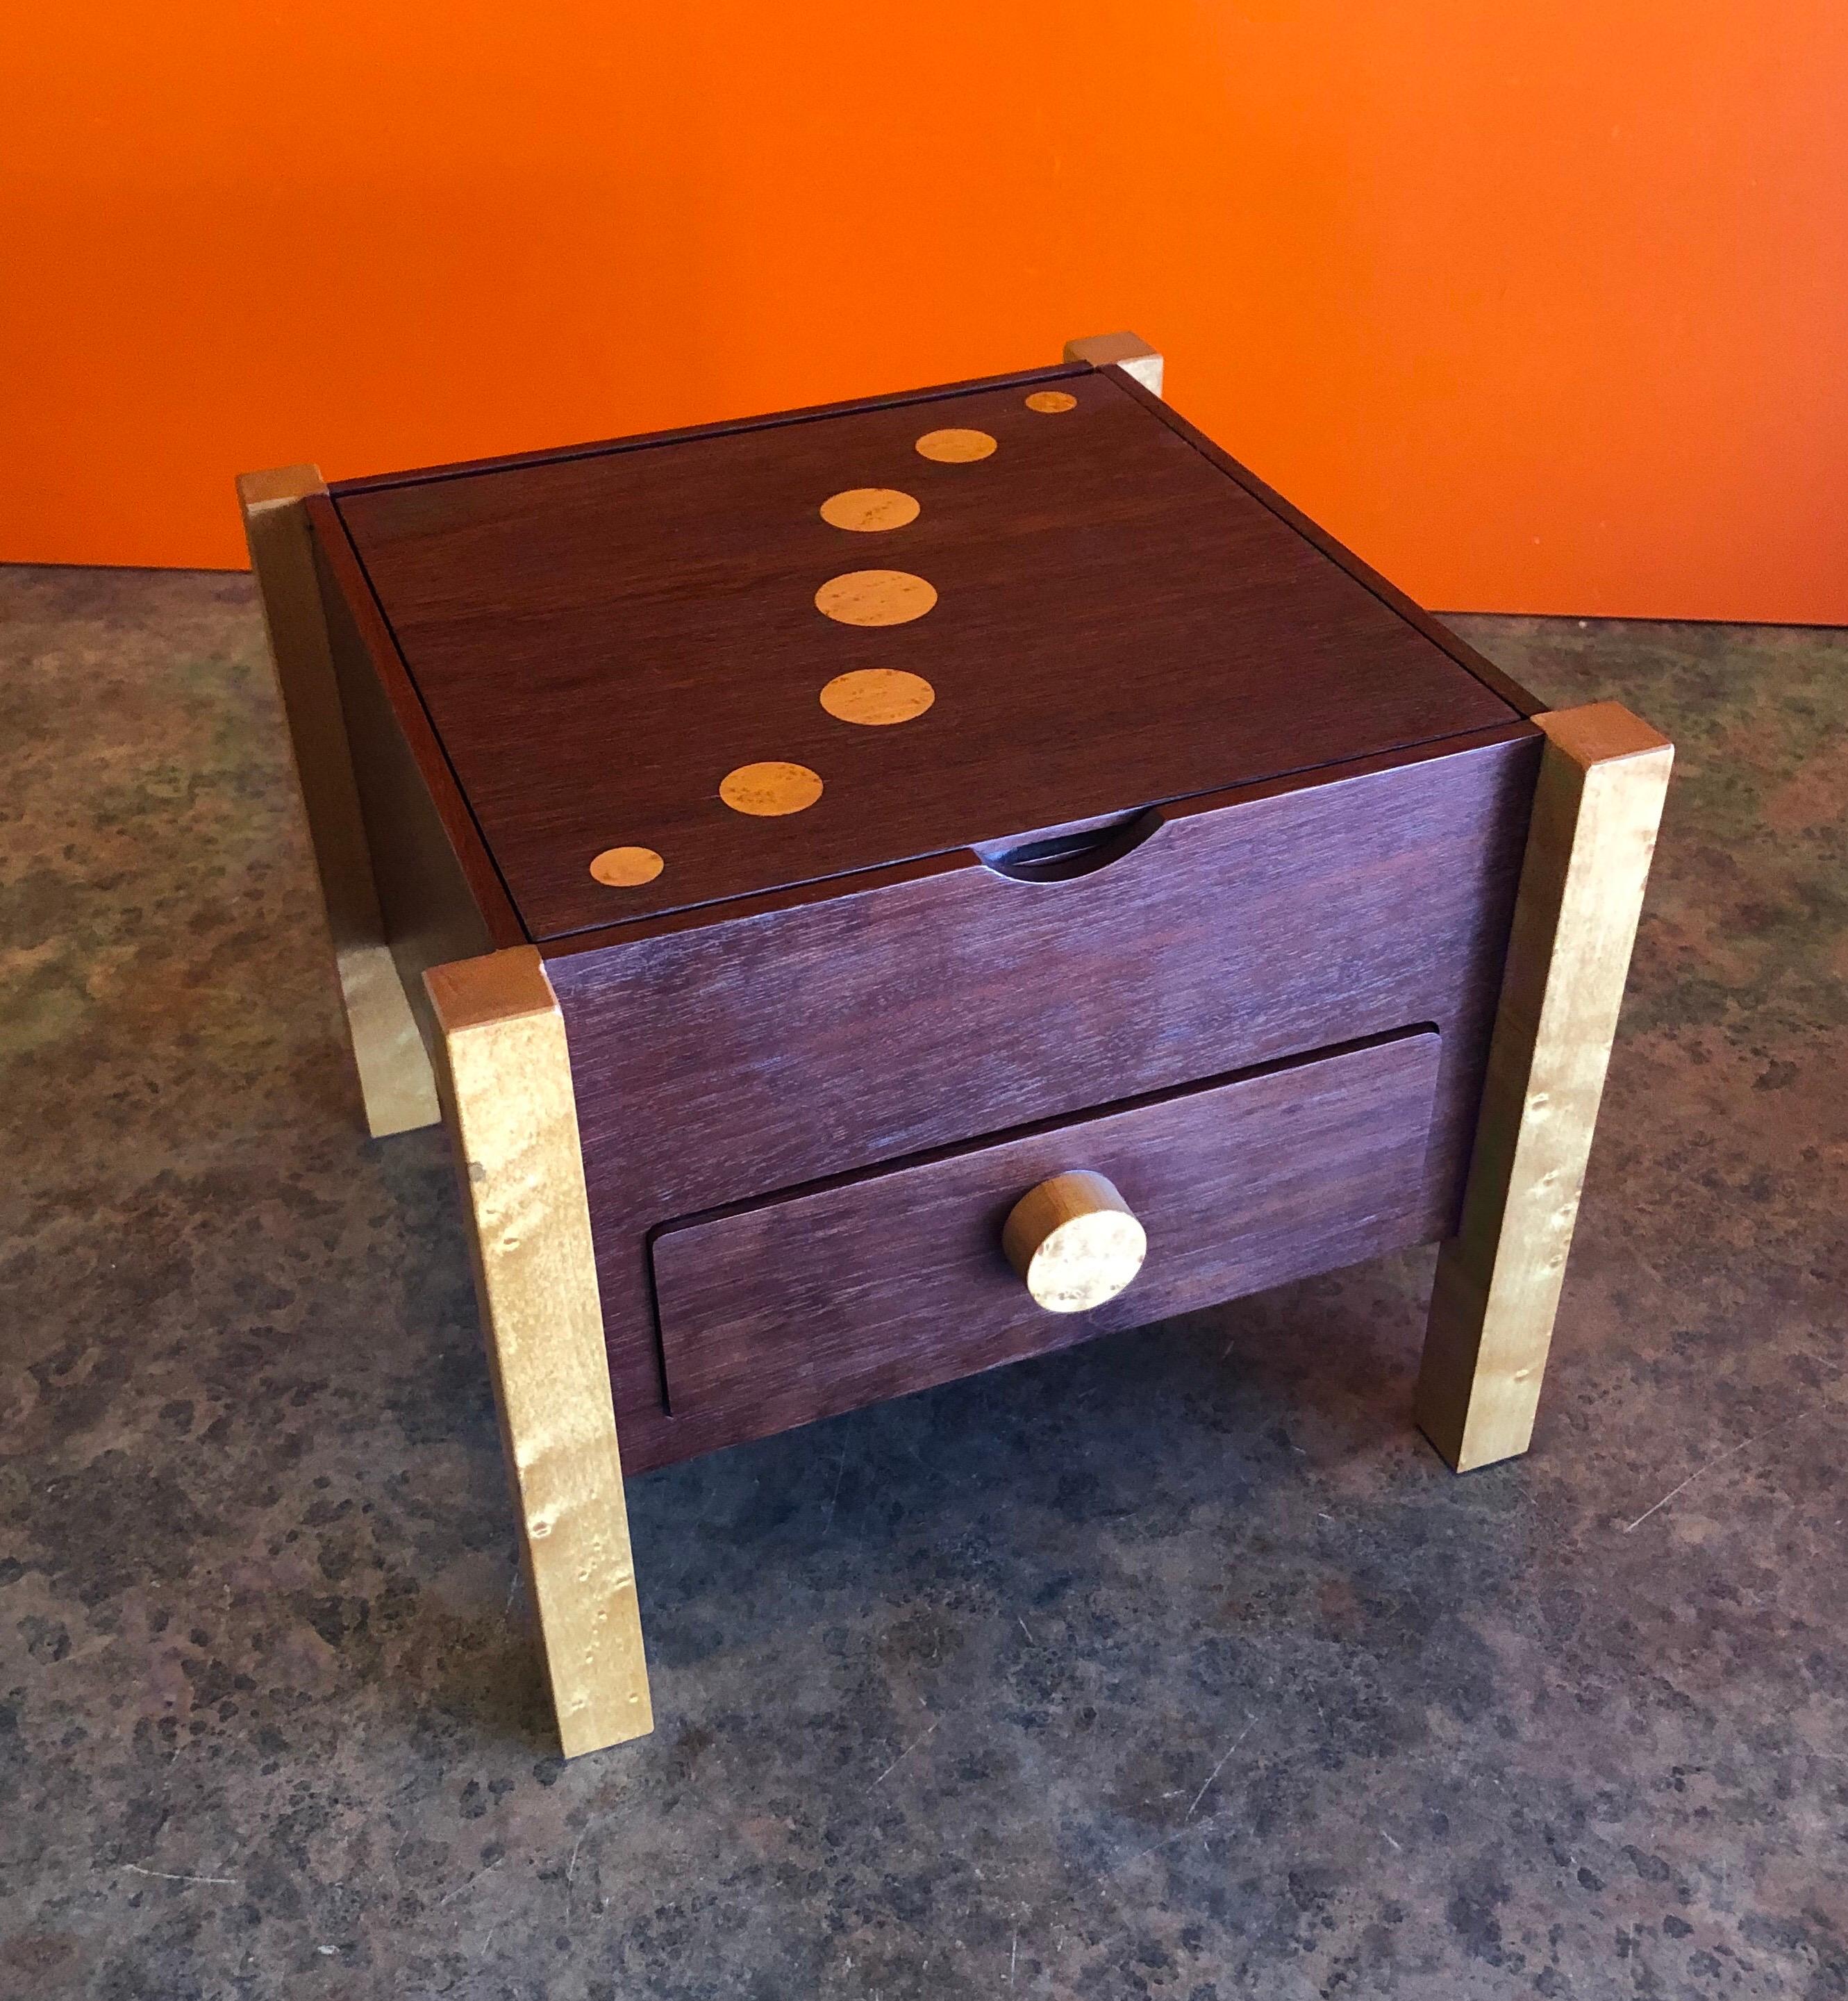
238,466,440,1138
424,947,653,1757
1063,331,1165,397
1417,701,1674,1471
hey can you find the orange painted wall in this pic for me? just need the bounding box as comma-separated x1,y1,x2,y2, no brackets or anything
4,3,1844,620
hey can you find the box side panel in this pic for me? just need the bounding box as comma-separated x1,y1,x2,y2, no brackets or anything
549,727,1541,1472
306,498,524,1045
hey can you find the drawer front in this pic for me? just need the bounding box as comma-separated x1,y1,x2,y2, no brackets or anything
650,1029,1440,1447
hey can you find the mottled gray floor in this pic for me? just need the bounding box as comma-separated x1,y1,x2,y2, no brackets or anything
2,567,1845,2000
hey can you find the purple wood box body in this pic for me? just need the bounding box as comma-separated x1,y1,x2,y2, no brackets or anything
317,359,1543,1475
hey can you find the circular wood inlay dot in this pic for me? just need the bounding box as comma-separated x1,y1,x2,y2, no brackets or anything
1025,390,1077,413
915,427,997,464
819,487,921,532
719,761,824,816
820,668,935,726
588,845,664,888
814,569,938,627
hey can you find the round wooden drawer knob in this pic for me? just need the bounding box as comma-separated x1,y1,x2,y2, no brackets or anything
1002,1170,1147,1313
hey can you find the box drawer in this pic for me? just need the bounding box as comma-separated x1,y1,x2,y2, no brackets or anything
649,1027,1440,1445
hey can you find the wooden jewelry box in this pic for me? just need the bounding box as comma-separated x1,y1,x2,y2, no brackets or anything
239,333,1671,1757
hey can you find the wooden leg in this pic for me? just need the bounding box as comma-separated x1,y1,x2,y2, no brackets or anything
1063,331,1165,397
1417,702,1673,1472
424,947,653,1757
238,466,439,1138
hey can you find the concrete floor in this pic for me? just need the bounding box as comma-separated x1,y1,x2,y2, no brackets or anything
2,566,1845,2000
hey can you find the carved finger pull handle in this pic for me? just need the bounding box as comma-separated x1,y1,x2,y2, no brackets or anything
1002,1171,1147,1313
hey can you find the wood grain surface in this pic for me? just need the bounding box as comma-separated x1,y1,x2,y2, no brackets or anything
238,465,440,1138
1417,702,1673,1472
303,496,524,1057
332,367,1519,940
548,725,1540,1472
650,1030,1441,1447
424,947,652,1758
1106,370,1543,721
1001,1169,1147,1313
331,361,1090,497
1063,331,1165,397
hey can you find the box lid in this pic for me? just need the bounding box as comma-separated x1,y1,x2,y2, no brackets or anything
331,364,1523,942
